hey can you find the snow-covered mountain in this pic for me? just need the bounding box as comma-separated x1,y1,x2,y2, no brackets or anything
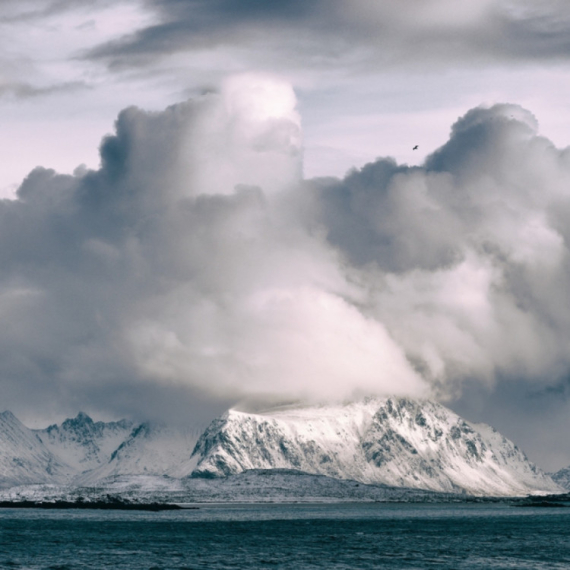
35,412,134,474
74,422,200,484
191,397,561,496
0,411,200,488
0,411,71,488
0,399,562,497
551,466,570,490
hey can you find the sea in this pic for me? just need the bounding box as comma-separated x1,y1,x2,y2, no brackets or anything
1,502,569,569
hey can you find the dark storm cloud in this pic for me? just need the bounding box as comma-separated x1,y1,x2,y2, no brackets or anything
85,0,570,70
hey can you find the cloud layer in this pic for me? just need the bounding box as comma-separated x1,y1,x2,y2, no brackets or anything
4,74,570,469
88,0,570,68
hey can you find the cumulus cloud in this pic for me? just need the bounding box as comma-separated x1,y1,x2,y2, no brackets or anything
0,74,428,424
4,73,570,468
306,103,570,398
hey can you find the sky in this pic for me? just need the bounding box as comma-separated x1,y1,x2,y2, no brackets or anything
2,0,570,471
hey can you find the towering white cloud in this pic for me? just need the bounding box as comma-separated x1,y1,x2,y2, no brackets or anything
3,76,570,469
307,103,570,397
0,74,430,423
186,73,302,197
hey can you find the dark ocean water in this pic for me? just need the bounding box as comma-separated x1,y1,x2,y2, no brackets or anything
1,502,569,569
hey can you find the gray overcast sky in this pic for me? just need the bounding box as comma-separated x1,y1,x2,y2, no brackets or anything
2,0,570,471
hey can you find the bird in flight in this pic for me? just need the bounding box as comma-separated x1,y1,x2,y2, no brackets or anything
413,145,418,150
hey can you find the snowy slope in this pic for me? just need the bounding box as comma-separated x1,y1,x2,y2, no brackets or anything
551,466,570,490
0,411,71,488
35,412,134,474
0,411,202,487
0,470,463,504
191,397,561,496
74,422,201,484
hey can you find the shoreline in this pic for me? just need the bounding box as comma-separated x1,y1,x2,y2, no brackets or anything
0,499,185,511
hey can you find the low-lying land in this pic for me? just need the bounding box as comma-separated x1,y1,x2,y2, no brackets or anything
1,469,560,508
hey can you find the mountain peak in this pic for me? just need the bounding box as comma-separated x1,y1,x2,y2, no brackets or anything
54,413,95,437
69,411,94,424
191,397,561,496
0,410,19,424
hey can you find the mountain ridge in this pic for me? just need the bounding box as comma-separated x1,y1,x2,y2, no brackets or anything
0,410,71,487
35,412,135,474
0,399,564,497
190,397,561,496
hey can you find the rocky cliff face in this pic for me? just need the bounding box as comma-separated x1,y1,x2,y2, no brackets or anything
191,397,561,496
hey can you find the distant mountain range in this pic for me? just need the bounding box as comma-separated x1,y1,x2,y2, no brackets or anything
551,466,570,490
0,410,200,489
0,398,566,497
